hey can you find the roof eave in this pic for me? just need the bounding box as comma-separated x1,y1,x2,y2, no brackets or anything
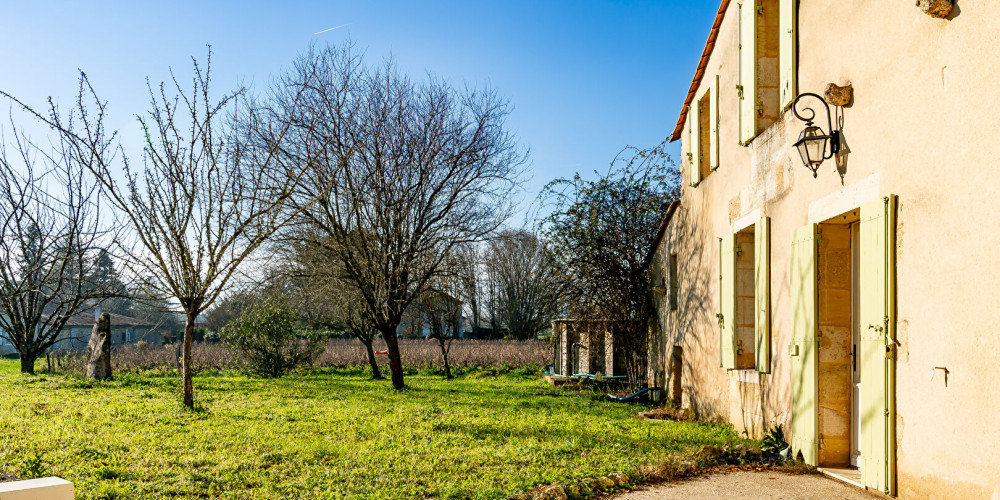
643,199,681,269
669,0,732,143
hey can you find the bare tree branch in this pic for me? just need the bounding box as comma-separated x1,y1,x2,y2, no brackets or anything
0,120,124,373
275,43,527,388
2,47,316,407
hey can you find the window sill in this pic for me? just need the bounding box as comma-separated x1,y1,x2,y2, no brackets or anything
741,112,790,149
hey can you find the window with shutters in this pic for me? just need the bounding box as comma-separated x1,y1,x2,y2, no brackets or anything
756,0,780,132
689,89,714,187
696,92,711,182
733,225,757,369
723,219,771,372
739,0,795,145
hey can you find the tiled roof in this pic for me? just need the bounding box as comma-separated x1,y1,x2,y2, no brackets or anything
63,311,153,328
669,0,731,143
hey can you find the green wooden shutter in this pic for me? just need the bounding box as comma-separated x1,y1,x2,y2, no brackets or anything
711,74,720,170
738,1,757,144
779,0,797,109
719,234,736,369
789,223,818,466
754,217,770,372
859,195,897,495
689,103,701,186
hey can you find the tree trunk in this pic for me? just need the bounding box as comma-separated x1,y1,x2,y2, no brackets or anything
361,337,383,380
437,340,453,379
380,326,405,389
182,313,196,409
86,313,113,380
19,353,36,374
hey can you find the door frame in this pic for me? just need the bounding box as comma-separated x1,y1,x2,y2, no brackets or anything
850,221,861,468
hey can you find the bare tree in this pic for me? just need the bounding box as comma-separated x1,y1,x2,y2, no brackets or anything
412,286,462,379
482,229,562,340
539,141,680,385
452,243,485,338
0,124,119,373
129,293,181,343
2,50,313,407
275,43,526,389
203,290,255,333
282,236,383,379
409,249,474,379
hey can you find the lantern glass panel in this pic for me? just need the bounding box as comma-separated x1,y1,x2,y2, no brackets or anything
795,125,828,167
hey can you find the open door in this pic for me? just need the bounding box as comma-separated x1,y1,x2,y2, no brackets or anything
859,195,897,495
790,223,819,465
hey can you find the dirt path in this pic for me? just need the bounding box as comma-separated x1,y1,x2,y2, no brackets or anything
610,471,879,500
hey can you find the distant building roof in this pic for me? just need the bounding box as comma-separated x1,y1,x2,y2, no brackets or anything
63,312,154,328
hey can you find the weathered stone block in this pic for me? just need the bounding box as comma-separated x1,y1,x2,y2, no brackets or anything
824,83,854,107
728,196,741,222
821,289,852,324
820,406,850,436
820,436,852,466
916,0,953,19
819,326,851,363
819,369,851,401
86,313,112,380
533,485,567,500
608,472,629,486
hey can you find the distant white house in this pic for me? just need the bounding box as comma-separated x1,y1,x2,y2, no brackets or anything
397,290,464,339
0,311,158,356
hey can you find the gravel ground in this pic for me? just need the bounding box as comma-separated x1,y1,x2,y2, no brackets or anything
610,471,879,500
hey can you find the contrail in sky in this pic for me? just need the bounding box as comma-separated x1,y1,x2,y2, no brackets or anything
314,23,351,35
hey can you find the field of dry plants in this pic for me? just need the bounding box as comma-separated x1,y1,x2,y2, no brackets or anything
42,339,552,375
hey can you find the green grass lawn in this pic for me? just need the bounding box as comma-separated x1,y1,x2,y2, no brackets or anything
0,360,741,499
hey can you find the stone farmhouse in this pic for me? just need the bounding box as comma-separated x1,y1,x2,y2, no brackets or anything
646,1,998,498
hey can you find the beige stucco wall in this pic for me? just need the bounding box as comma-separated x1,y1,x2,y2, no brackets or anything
651,2,1000,498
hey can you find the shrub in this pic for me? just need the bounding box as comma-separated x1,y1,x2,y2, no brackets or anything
760,424,789,462
221,296,323,378
192,327,208,342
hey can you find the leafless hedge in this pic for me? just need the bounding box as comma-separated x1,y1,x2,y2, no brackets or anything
47,343,240,374
46,339,551,374
315,339,551,370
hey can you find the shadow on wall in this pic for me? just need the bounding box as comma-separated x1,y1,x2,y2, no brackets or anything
648,198,723,421
675,201,723,421
652,196,786,435
834,107,851,183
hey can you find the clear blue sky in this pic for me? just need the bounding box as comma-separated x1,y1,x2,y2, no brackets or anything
0,1,718,220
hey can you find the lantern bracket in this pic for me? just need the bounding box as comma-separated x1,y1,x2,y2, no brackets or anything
791,92,841,177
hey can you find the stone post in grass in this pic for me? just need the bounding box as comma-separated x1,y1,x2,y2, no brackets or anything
86,313,112,380
669,345,683,408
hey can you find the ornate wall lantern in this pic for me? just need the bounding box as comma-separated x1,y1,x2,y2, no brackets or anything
791,92,840,177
